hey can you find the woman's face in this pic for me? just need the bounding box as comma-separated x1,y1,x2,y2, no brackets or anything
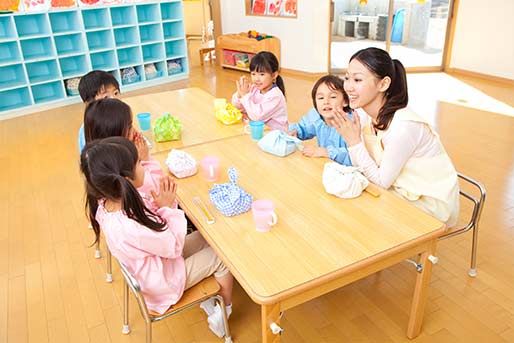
343,59,385,110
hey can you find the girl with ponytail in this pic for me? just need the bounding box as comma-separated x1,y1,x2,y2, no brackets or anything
232,51,289,131
80,137,234,337
332,47,460,227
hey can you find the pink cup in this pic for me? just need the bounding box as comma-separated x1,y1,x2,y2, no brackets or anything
252,199,278,232
201,156,220,182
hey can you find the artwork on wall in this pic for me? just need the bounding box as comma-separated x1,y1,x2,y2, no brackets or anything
248,0,297,18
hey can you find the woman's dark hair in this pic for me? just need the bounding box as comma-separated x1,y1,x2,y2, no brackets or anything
80,137,166,245
350,47,408,130
78,70,120,103
84,98,133,143
311,74,350,115
250,51,286,96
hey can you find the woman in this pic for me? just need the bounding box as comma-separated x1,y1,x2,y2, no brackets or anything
332,47,459,227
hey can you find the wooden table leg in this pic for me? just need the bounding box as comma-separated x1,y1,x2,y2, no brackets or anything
262,303,281,343
407,239,437,338
199,49,204,66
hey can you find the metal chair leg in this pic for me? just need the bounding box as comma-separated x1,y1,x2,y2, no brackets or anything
106,249,113,282
468,225,479,277
94,240,101,259
214,295,232,343
145,320,152,343
122,282,130,334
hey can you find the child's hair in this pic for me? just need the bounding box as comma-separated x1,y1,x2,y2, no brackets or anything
80,137,166,244
78,70,120,103
311,75,350,113
84,98,133,143
249,51,285,96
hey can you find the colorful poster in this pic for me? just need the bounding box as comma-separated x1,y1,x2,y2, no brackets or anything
251,0,266,15
282,0,297,16
266,0,282,16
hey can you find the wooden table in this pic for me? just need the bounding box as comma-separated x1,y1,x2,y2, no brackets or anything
123,88,245,153
154,135,446,342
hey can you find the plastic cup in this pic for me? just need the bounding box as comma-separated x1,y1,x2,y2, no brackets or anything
251,199,278,232
136,112,152,131
244,120,265,140
200,156,220,182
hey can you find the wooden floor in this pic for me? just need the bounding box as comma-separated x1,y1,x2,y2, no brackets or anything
1,56,513,343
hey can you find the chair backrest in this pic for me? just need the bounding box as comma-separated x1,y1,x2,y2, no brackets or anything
440,172,486,239
117,260,153,322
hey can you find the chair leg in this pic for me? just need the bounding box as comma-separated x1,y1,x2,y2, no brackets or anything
214,295,232,343
94,240,101,259
146,321,152,343
199,50,204,66
122,282,130,334
468,225,479,277
106,249,113,282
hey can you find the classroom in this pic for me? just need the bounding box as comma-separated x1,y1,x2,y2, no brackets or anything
0,0,513,342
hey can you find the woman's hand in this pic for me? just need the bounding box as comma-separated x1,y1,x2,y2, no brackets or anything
237,76,251,97
302,146,328,158
332,108,362,146
133,131,150,161
151,176,177,208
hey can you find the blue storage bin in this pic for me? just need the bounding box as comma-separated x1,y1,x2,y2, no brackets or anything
142,43,164,62
114,26,139,47
0,16,16,41
139,23,162,44
49,11,82,34
117,47,141,67
111,6,137,27
54,33,86,56
144,61,165,80
31,81,64,104
14,14,51,38
82,9,110,30
20,37,55,61
162,21,184,40
160,2,182,21
165,40,185,59
26,59,60,84
120,66,141,85
60,55,89,78
0,64,27,90
0,87,31,112
86,30,114,52
137,4,160,23
167,58,184,75
90,50,117,70
0,41,22,65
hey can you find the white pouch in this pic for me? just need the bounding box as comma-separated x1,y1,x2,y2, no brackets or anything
165,149,198,178
322,162,369,199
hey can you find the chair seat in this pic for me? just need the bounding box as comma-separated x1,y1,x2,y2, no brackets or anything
149,276,220,317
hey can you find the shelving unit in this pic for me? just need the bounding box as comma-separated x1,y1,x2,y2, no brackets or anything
216,33,281,72
0,0,188,118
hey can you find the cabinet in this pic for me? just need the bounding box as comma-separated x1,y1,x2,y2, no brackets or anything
0,0,188,118
216,33,280,72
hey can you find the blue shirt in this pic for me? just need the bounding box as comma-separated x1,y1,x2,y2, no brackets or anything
78,124,85,153
289,108,352,166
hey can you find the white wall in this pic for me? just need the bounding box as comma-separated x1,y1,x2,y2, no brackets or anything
450,0,514,80
183,0,210,36
220,1,330,73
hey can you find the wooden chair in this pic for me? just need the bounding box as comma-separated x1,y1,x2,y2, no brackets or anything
118,260,232,343
439,172,486,277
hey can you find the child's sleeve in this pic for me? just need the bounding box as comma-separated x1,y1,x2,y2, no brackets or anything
139,158,163,195
326,145,352,166
289,108,319,140
231,92,245,111
136,207,187,258
78,125,85,153
240,90,283,122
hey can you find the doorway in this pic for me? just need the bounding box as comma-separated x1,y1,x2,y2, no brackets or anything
329,0,455,73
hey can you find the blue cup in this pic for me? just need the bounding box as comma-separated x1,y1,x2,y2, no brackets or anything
136,112,152,131
245,121,265,140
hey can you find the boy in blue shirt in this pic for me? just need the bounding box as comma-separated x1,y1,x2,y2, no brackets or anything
77,70,120,151
289,75,352,165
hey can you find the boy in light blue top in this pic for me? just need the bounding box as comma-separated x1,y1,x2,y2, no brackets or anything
288,75,352,166
77,71,121,152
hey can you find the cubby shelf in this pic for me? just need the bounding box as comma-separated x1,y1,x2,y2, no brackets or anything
0,0,189,116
